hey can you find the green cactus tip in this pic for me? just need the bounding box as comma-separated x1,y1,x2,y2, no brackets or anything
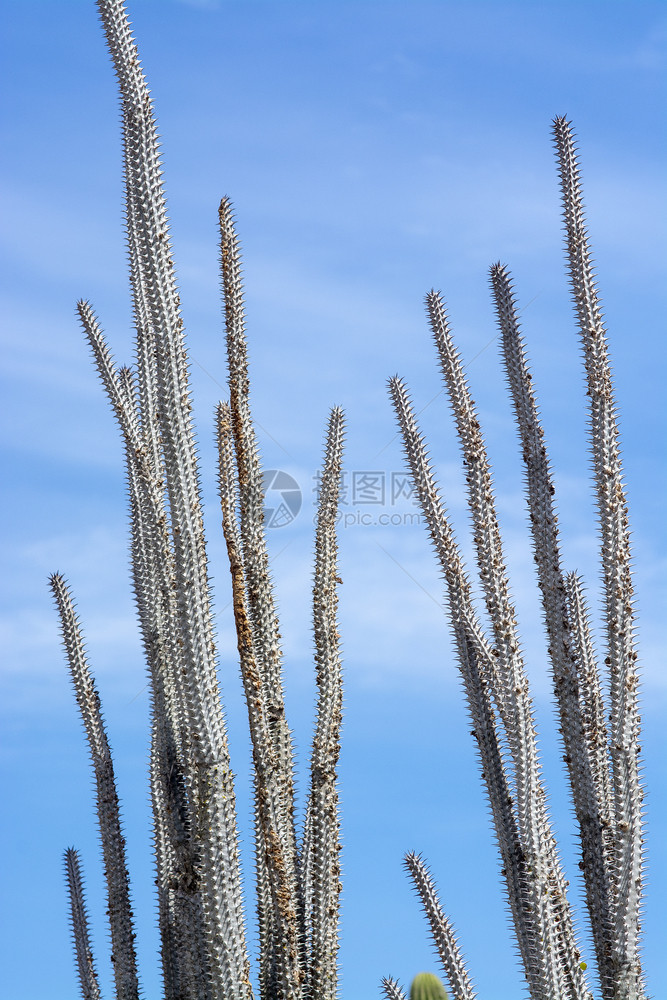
409,971,449,1000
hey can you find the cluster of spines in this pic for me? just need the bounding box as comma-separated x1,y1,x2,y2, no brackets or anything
382,119,645,1000
53,1,345,999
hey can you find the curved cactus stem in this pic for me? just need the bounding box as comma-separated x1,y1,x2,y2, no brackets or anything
64,848,103,1000
425,288,587,996
88,4,255,997
403,854,475,1000
553,116,645,1000
426,289,525,735
60,2,355,998
217,399,302,1000
218,195,299,879
79,300,212,1000
565,572,614,852
126,426,209,1000
490,260,616,995
388,375,591,999
216,396,273,999
50,576,140,1000
301,406,345,1000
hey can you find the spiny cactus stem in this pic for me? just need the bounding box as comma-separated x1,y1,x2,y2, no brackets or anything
553,116,644,999
218,195,298,888
50,575,140,1000
80,298,213,1000
217,400,302,999
64,848,102,1000
490,260,615,992
382,977,409,1000
388,373,589,999
424,288,586,994
301,406,345,1000
403,854,475,1000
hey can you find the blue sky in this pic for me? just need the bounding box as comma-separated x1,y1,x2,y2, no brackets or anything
1,1,665,997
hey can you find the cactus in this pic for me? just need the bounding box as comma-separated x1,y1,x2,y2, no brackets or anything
381,121,646,1000
410,972,449,1000
384,971,450,1000
51,2,344,999
50,2,650,999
